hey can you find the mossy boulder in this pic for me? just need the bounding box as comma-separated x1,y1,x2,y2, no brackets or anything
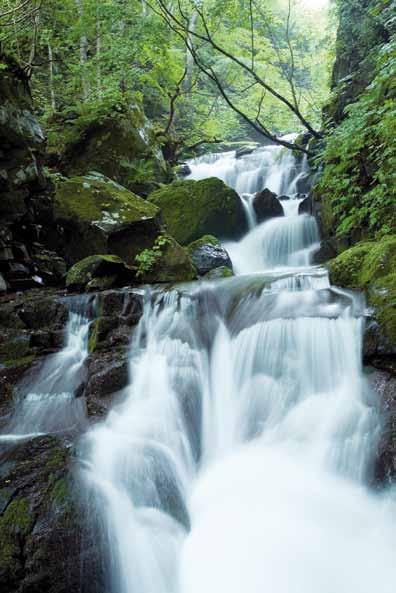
0,435,105,593
50,103,169,195
66,254,136,291
188,235,232,276
51,173,161,265
135,234,197,284
148,178,247,245
204,266,234,279
329,235,396,348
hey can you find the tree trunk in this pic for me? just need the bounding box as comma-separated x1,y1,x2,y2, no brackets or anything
96,8,102,98
183,10,198,92
75,0,90,101
47,41,56,110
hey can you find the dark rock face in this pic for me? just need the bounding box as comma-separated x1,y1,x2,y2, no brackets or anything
253,189,284,223
55,107,169,196
235,146,255,158
298,196,313,215
0,58,66,291
368,369,396,486
0,435,105,593
176,163,191,177
189,243,233,276
51,174,162,267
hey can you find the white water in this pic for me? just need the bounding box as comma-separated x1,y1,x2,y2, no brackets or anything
0,297,90,441
81,145,396,593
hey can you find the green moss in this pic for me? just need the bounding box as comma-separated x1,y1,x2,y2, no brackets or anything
0,498,34,569
136,234,197,283
204,266,234,279
148,178,244,245
45,445,68,471
368,272,396,344
187,235,221,253
66,254,126,289
2,354,36,369
47,103,168,195
329,235,396,345
51,478,70,506
328,242,373,288
360,236,396,284
0,334,30,365
55,175,159,226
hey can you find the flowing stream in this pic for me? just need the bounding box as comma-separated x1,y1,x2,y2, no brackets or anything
0,296,90,441
81,143,396,593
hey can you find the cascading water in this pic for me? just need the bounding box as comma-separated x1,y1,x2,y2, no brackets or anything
81,143,396,593
0,296,91,442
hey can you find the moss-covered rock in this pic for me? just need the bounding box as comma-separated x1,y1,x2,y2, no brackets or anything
136,234,197,284
204,266,234,280
187,235,232,276
329,235,396,347
148,178,247,245
49,103,169,196
187,235,221,251
66,254,135,291
51,174,161,265
0,435,105,593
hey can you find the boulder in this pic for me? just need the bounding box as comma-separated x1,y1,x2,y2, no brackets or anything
51,104,168,196
148,178,247,245
175,163,191,177
85,352,129,400
235,146,255,158
298,196,313,215
188,235,233,276
66,255,135,292
0,435,105,593
329,235,396,353
368,369,396,485
204,266,234,280
51,174,161,265
253,189,284,223
136,234,197,284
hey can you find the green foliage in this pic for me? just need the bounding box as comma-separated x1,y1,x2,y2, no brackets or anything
135,234,172,277
317,28,396,239
0,0,335,147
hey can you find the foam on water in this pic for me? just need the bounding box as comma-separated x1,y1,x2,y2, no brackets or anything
80,141,396,593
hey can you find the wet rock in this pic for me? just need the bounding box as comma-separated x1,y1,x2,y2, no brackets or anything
18,296,68,330
204,266,234,280
188,235,232,276
53,104,168,196
0,273,7,293
148,178,247,245
66,254,136,292
298,196,313,215
368,369,396,485
176,163,191,177
137,234,197,284
235,146,255,158
51,174,162,266
0,435,105,593
312,239,338,265
253,188,284,223
85,351,129,399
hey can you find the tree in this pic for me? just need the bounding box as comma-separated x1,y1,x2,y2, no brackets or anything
146,0,325,152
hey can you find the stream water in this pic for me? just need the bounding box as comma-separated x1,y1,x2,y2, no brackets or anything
79,143,396,593
0,296,90,441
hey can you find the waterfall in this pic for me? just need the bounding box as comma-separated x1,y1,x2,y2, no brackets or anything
80,143,396,593
0,296,92,441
